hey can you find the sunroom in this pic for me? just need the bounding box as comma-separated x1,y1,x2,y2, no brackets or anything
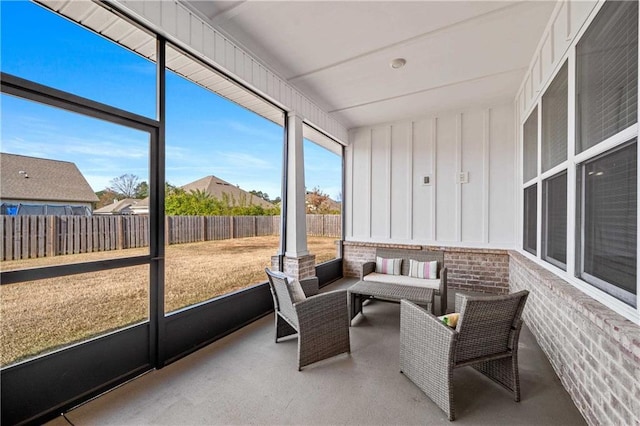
0,1,638,425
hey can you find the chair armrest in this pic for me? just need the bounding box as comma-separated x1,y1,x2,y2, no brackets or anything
455,292,470,313
295,290,349,330
508,318,524,351
360,262,375,279
300,276,319,297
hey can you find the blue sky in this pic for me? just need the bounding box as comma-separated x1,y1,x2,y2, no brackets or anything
0,1,341,201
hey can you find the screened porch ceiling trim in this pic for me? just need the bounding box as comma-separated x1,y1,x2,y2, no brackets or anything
33,0,348,147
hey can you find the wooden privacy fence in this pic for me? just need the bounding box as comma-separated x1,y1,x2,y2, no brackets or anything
1,214,340,261
166,215,281,244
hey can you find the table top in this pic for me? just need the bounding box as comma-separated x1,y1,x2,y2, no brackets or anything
348,280,434,305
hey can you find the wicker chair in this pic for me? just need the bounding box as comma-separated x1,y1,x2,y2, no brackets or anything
399,290,529,421
265,268,350,370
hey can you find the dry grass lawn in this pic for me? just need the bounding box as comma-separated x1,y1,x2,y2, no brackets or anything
0,236,338,366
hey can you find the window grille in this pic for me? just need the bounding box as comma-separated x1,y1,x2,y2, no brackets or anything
576,141,637,307
542,62,568,172
523,107,538,182
543,171,567,269
523,184,537,255
576,0,638,153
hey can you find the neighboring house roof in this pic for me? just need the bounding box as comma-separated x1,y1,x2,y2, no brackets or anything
181,175,274,209
0,153,99,204
94,198,142,214
131,197,149,209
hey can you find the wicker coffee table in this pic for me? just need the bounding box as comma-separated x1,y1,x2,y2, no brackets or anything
348,280,433,324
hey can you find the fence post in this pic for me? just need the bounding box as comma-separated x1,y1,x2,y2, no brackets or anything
165,216,170,245
116,216,124,250
201,216,206,242
230,216,234,239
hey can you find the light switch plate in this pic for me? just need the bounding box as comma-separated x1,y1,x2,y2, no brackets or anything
458,172,469,184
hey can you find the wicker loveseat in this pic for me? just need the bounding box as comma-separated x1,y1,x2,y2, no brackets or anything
360,248,448,315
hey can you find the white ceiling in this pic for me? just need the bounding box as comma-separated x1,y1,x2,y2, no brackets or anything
184,1,556,130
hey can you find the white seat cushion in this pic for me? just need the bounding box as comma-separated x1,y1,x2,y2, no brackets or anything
363,272,440,292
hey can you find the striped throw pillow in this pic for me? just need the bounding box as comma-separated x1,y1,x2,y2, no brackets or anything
408,259,438,279
375,257,402,275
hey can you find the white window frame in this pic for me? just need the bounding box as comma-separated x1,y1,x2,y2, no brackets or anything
518,0,639,323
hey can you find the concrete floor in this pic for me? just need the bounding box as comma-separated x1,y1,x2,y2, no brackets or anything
47,278,586,425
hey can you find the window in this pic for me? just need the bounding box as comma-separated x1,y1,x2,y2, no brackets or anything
576,0,638,153
1,265,149,366
523,107,539,182
542,62,568,172
0,94,151,268
163,46,284,314
521,0,638,317
0,1,156,118
576,142,637,307
543,172,567,269
303,124,343,265
523,185,537,255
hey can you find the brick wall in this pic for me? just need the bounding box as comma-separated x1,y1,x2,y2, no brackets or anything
444,248,509,294
343,243,376,277
509,252,640,426
343,241,509,294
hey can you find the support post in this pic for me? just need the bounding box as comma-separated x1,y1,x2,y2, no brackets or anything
275,113,315,278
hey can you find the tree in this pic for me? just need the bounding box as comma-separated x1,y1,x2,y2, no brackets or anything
95,189,119,209
134,181,149,198
249,190,270,202
306,187,339,214
108,174,142,198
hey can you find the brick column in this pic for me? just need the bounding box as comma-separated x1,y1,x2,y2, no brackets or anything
270,253,316,279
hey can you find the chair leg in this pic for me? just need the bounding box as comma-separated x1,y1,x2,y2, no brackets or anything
275,314,297,342
473,356,520,401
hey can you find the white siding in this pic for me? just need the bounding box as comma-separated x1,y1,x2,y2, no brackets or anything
370,127,391,239
411,119,435,241
390,124,412,240
346,104,516,248
518,0,598,118
490,105,516,244
461,110,484,243
350,129,371,239
436,114,457,242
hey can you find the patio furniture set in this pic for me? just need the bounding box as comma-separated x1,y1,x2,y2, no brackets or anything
264,248,529,421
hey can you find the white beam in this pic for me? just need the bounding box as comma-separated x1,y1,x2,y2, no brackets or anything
285,114,309,258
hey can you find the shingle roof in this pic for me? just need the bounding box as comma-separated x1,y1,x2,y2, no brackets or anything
94,198,141,214
0,153,99,203
181,175,275,209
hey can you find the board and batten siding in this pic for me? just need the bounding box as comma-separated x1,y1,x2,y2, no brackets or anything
346,104,515,248
518,0,598,118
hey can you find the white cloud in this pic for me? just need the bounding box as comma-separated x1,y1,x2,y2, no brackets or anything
215,151,272,169
225,120,282,143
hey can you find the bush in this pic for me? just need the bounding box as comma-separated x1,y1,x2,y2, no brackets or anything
165,189,280,216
